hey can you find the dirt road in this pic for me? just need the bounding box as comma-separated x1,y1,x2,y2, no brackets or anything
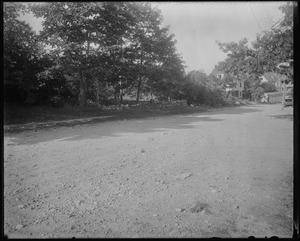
4,103,293,238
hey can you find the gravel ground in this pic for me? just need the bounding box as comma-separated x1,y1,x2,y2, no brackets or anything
4,103,293,238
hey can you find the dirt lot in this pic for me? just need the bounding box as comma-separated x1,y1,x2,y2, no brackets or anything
4,103,293,238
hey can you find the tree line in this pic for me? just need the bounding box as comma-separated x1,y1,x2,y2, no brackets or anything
3,2,293,107
4,2,188,107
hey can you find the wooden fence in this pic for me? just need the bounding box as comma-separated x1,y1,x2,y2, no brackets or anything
264,92,283,103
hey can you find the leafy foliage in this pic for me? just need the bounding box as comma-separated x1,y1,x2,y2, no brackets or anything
26,2,186,105
3,2,51,102
6,2,291,107
178,71,226,106
214,2,293,100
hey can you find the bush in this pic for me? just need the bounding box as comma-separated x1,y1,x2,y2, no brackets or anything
261,82,277,93
183,84,226,107
252,86,265,102
50,96,64,108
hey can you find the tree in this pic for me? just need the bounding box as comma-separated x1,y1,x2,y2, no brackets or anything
215,38,263,100
216,38,261,76
260,81,277,93
28,2,186,106
214,62,237,89
144,27,186,100
215,2,293,101
3,2,49,102
178,70,226,106
121,3,185,102
252,2,293,81
126,2,163,102
29,2,135,106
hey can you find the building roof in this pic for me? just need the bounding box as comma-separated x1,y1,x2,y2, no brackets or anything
210,68,224,77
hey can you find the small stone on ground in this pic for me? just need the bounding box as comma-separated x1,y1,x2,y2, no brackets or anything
175,173,192,180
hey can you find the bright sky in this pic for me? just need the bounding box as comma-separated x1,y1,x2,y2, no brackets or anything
19,1,286,75
153,1,286,74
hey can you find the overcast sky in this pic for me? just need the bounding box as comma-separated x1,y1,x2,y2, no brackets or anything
154,1,286,74
19,1,286,75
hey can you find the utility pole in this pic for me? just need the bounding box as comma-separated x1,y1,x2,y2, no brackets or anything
281,77,287,110
276,61,291,110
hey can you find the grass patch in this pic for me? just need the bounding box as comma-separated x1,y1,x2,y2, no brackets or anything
4,103,102,125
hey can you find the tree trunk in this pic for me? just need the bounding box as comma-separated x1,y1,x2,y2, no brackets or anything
78,84,86,106
281,81,286,109
136,47,143,103
78,70,86,107
119,80,123,103
95,79,100,107
136,75,142,103
78,32,89,107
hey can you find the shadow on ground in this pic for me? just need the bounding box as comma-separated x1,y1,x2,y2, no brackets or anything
6,105,262,146
200,105,262,116
268,114,293,121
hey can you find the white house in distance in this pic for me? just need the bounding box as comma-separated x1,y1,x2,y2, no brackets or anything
211,69,224,80
211,69,244,99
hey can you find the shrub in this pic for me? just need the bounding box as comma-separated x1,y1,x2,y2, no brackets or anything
50,96,64,108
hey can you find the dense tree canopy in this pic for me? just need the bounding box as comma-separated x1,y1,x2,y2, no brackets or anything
3,2,51,102
26,2,186,105
4,2,293,107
